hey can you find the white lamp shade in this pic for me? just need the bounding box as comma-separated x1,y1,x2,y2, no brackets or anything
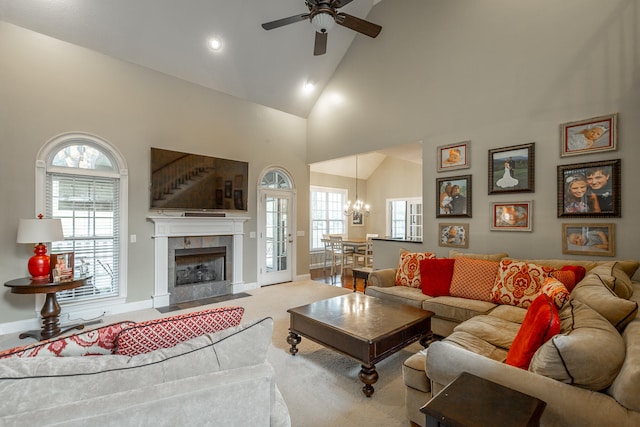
311,12,335,33
17,218,64,244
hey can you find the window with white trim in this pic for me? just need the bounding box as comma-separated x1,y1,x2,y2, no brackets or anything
310,186,347,250
36,133,128,305
387,198,422,240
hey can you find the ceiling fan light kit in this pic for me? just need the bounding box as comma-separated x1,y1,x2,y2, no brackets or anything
261,0,381,56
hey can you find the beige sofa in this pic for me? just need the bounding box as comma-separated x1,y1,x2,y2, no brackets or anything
365,252,640,427
0,317,290,427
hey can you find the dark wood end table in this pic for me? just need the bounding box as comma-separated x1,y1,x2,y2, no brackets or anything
4,275,91,341
420,372,546,427
351,266,374,292
287,293,433,397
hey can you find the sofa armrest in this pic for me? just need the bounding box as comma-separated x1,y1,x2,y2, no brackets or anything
367,269,397,287
425,341,639,426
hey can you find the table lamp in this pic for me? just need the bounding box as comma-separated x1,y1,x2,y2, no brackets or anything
16,214,65,280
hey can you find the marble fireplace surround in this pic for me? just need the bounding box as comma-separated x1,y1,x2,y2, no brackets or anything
148,215,249,308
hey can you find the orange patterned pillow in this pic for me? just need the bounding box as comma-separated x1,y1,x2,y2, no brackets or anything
449,257,500,302
541,277,571,309
395,251,436,288
491,260,555,308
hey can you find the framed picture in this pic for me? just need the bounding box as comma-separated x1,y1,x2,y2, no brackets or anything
490,201,532,231
562,223,615,257
438,223,469,248
436,175,472,218
50,252,74,282
560,113,618,157
437,141,470,172
352,211,364,226
557,159,620,218
488,143,535,194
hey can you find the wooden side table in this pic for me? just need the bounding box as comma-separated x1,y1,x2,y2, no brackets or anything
351,267,374,292
420,372,546,427
4,275,91,341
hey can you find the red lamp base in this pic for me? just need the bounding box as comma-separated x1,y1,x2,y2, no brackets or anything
28,243,51,280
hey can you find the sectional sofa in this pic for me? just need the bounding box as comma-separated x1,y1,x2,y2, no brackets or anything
365,250,640,426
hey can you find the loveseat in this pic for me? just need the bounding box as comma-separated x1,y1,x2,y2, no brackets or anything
365,250,640,426
0,309,290,427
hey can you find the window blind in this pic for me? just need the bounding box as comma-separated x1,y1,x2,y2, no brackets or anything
47,173,120,302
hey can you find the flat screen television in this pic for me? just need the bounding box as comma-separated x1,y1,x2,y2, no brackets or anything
150,147,248,212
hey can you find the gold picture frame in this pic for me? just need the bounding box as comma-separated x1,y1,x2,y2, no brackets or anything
562,223,615,257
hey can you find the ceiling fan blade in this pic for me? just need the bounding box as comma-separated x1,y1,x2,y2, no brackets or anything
333,0,355,8
336,13,382,38
314,31,328,56
262,13,310,30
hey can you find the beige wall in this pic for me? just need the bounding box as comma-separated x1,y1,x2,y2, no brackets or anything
308,0,640,266
0,22,308,323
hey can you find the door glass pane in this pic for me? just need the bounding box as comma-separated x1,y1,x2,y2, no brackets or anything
265,195,289,272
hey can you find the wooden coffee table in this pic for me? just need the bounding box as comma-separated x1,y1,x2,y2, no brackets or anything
287,293,433,397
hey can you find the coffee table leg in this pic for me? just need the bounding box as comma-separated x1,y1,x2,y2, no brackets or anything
359,364,379,397
287,331,301,355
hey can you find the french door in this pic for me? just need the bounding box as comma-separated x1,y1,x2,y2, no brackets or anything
258,189,294,285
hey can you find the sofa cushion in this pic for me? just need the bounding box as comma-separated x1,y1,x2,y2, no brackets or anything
444,331,508,361
395,251,436,288
0,317,274,416
523,259,639,279
541,277,571,309
607,308,640,412
453,314,520,350
506,294,560,370
529,299,625,391
0,321,135,359
422,297,496,324
448,249,508,262
571,272,638,332
402,349,430,393
491,259,555,308
449,257,500,302
589,262,634,299
487,304,527,324
419,258,455,296
114,306,244,356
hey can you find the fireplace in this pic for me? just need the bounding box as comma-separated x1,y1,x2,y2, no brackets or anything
148,215,249,308
175,247,226,286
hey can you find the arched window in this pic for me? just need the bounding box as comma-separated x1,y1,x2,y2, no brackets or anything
36,133,128,306
260,169,293,189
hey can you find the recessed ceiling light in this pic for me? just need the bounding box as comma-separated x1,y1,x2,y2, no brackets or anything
207,37,223,51
303,80,315,93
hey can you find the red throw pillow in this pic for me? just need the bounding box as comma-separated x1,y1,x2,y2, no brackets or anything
419,258,455,296
506,294,560,370
561,265,586,285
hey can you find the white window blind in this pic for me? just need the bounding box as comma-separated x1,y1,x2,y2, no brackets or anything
310,186,346,250
47,173,120,302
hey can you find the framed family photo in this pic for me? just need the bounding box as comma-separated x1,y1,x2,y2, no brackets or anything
436,175,472,218
562,223,615,257
557,159,620,218
490,201,532,232
437,141,470,172
488,143,535,194
560,113,617,157
438,223,469,248
50,252,74,282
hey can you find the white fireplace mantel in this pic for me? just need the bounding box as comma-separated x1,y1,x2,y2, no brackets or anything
147,215,249,307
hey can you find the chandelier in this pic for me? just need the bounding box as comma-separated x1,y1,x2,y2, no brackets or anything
344,156,370,217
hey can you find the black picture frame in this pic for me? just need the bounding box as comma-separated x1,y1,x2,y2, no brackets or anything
488,143,535,194
436,175,472,218
557,159,621,218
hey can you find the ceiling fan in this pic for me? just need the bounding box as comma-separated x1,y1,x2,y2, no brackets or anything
261,0,382,56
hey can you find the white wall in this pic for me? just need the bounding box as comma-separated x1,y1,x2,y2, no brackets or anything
308,0,640,265
0,22,308,323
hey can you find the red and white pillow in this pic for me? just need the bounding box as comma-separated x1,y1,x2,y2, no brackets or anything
395,251,436,288
114,306,245,356
0,320,135,359
449,257,500,302
491,260,555,308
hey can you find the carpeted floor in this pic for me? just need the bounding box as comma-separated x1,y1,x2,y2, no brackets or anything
0,280,422,426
